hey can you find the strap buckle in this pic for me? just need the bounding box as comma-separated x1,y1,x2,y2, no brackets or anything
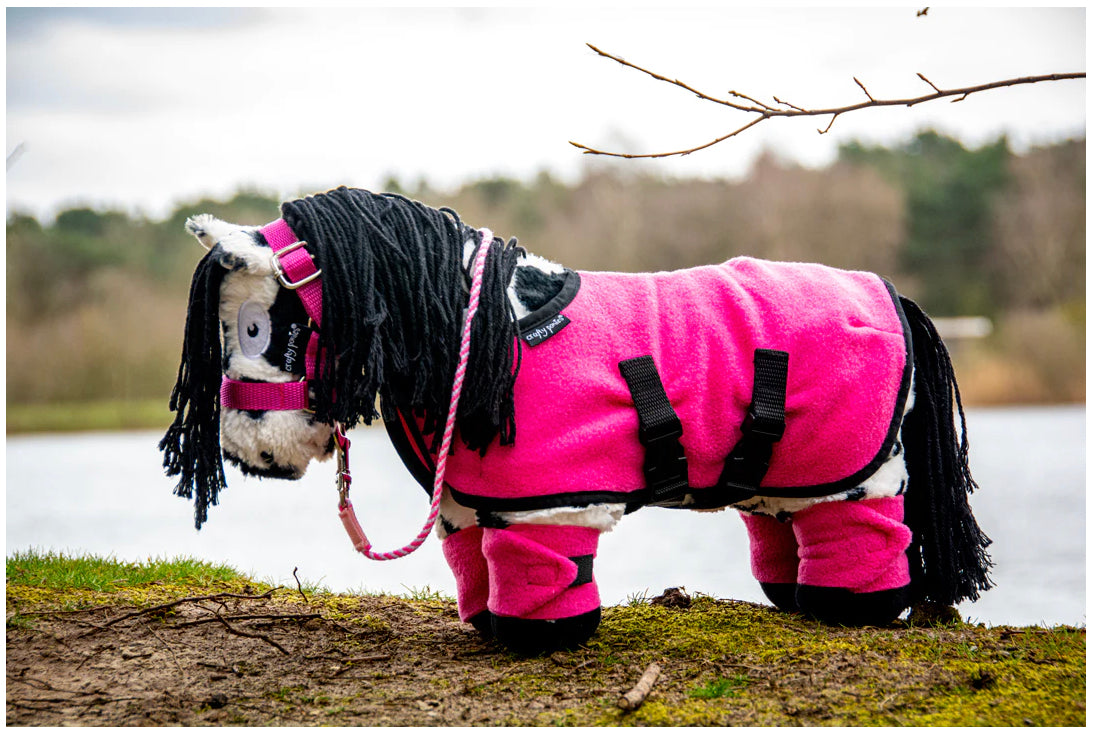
718,348,789,500
741,408,786,442
720,440,773,497
334,426,352,509
270,241,322,290
619,355,690,505
642,427,689,503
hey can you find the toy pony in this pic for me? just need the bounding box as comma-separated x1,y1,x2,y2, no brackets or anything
161,187,992,652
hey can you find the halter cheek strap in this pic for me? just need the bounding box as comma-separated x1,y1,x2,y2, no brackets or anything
261,220,324,324
219,219,323,412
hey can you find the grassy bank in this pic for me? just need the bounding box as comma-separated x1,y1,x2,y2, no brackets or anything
6,399,171,435
6,552,1087,727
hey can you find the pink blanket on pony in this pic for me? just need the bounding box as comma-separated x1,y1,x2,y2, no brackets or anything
442,256,910,506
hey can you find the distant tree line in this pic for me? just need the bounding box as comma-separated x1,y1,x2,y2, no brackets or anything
6,131,1084,407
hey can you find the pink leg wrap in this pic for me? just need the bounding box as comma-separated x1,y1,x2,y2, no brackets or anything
792,496,911,594
441,526,489,623
482,524,600,620
741,512,799,584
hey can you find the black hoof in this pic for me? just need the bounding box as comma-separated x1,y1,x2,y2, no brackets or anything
760,582,799,613
467,610,494,637
795,585,909,626
489,608,602,654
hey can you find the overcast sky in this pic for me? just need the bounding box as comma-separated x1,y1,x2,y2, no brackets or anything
5,5,1088,223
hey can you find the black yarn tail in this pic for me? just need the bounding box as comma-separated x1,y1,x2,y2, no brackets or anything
899,296,993,606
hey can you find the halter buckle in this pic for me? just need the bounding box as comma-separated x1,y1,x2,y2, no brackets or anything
270,241,322,290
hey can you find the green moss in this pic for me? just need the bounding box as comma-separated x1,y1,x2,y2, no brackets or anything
594,598,1084,726
688,675,748,698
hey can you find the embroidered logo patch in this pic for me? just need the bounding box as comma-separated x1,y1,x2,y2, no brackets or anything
521,313,570,346
282,322,306,373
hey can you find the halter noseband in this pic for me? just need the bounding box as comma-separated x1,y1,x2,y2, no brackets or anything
219,219,496,561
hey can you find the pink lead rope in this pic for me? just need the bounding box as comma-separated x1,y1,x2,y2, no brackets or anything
337,229,496,560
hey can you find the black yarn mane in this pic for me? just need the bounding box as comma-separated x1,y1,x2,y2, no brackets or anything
281,187,522,452
158,249,229,529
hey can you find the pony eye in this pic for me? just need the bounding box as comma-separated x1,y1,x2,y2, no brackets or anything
237,301,271,359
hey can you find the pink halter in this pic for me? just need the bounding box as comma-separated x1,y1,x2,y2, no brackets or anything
219,219,323,412
220,219,496,560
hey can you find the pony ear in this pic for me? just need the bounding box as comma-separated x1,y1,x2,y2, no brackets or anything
185,214,242,251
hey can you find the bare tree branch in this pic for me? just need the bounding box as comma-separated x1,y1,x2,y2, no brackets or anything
571,44,1085,159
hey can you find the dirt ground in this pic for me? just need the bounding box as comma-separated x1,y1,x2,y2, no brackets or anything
6,586,1087,727
8,586,659,727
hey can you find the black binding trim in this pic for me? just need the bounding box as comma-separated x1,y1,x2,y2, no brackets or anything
382,404,435,496
516,269,580,336
450,486,652,513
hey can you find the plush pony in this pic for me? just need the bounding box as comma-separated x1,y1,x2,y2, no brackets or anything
161,187,992,653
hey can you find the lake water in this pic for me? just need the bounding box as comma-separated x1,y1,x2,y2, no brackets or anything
6,406,1086,627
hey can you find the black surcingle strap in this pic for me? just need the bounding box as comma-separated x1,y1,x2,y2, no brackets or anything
718,348,789,501
619,356,689,505
158,250,228,530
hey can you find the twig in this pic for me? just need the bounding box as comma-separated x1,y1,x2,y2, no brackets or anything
10,699,67,712
568,658,596,675
170,612,321,629
10,675,106,697
572,43,1085,159
584,43,754,113
730,91,779,111
304,653,392,663
853,77,874,102
324,654,393,678
773,96,808,113
618,662,662,711
6,142,26,172
75,588,281,637
917,72,941,94
293,567,310,604
212,612,290,655
571,115,765,160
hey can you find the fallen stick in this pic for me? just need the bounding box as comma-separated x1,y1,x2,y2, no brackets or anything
618,662,662,711
171,613,321,628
